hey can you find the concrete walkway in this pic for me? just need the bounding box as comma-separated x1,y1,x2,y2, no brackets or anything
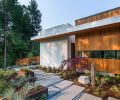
33,69,85,100
14,67,119,100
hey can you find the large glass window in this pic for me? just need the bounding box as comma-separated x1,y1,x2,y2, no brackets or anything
104,51,116,59
76,50,120,59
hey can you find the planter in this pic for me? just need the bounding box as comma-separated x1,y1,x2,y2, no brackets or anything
25,86,48,100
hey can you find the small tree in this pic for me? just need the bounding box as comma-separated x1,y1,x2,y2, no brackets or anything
59,56,91,72
59,57,96,86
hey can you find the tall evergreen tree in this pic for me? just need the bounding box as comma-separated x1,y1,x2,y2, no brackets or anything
28,0,42,36
0,0,42,67
0,0,14,68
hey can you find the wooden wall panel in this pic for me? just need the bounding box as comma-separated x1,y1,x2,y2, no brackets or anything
88,58,120,74
76,27,120,51
75,7,120,26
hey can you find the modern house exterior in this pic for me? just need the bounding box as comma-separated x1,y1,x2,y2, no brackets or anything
31,7,120,74
31,24,75,68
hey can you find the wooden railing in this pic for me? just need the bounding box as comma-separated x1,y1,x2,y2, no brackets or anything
16,56,40,66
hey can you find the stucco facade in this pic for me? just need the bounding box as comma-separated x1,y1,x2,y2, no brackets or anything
40,37,68,68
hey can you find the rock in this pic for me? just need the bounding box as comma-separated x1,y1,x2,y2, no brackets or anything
78,76,90,85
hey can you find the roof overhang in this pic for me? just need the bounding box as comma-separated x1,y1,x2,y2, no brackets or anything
31,16,120,42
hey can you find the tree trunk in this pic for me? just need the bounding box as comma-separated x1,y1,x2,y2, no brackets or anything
91,63,95,86
4,33,7,68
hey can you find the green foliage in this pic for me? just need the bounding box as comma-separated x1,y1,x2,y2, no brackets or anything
92,87,107,97
27,52,34,58
0,79,8,94
110,85,120,93
3,88,15,99
0,69,16,79
0,0,42,67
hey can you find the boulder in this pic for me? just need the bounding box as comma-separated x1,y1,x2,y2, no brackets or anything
78,76,90,85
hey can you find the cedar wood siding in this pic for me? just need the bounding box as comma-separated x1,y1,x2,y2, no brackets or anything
75,7,120,74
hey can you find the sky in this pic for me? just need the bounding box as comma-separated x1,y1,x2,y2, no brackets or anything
18,0,120,29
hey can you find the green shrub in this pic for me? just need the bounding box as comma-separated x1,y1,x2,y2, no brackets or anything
115,74,120,82
0,79,9,95
93,87,107,97
0,70,16,79
110,85,120,93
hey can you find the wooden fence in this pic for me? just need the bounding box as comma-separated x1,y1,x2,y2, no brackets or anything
16,56,40,66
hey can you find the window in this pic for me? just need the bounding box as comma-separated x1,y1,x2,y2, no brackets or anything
117,51,120,59
76,50,120,59
104,51,116,59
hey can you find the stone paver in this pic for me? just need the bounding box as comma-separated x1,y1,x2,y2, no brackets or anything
79,93,102,100
48,86,61,98
48,85,85,100
48,80,74,99
32,69,86,100
108,97,119,100
36,73,56,80
54,80,73,90
36,75,63,87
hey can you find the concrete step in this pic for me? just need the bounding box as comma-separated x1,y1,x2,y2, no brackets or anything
48,80,74,99
54,80,74,90
35,76,63,87
48,85,85,100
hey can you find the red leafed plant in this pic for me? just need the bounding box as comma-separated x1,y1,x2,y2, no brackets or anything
59,56,91,73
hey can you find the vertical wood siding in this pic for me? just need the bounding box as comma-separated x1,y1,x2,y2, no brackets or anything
75,27,120,51
75,27,120,74
75,7,120,26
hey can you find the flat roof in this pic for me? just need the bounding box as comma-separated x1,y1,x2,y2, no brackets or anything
75,7,120,23
31,15,120,42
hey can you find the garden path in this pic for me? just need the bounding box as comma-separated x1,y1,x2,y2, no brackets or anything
33,69,85,100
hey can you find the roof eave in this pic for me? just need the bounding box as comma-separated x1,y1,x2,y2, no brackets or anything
31,16,120,42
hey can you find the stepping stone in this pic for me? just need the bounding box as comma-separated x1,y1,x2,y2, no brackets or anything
79,93,102,100
32,69,45,74
108,97,120,100
48,85,85,100
36,74,59,80
54,80,73,90
36,76,63,87
48,86,61,98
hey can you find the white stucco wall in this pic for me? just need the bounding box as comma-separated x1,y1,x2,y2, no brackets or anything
40,38,68,68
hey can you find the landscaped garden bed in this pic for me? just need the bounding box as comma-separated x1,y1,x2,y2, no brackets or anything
0,69,48,100
37,57,120,100
85,86,107,100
